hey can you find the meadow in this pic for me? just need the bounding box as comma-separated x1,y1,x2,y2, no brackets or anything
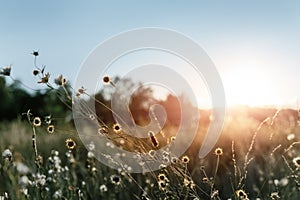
1,53,300,200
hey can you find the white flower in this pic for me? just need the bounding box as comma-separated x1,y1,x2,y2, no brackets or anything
279,177,289,186
2,149,12,160
88,142,95,151
87,151,95,158
270,192,280,199
16,162,29,175
99,184,108,192
53,190,62,199
54,75,67,86
35,173,46,186
287,133,295,140
19,175,30,187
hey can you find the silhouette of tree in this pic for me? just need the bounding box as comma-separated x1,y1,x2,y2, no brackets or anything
0,77,70,121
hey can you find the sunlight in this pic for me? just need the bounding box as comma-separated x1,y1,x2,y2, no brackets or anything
223,62,279,107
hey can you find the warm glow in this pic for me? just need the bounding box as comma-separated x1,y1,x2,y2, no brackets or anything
223,64,279,107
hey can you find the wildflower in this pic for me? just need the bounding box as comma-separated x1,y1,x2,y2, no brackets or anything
81,181,86,187
113,123,122,133
53,190,62,199
270,192,280,200
88,142,95,151
170,136,176,142
54,156,62,172
33,69,39,76
0,65,12,76
89,114,95,120
162,151,169,157
87,151,94,158
35,173,46,186
2,149,12,161
51,150,59,156
278,177,289,186
99,184,108,192
184,178,195,189
157,173,167,181
171,156,179,164
159,164,167,169
158,180,168,191
65,138,76,150
76,87,86,97
16,162,29,175
32,51,39,57
32,117,42,127
102,75,110,84
65,151,76,164
47,125,55,134
214,147,223,156
98,126,109,135
19,175,30,188
44,115,52,125
91,167,97,172
119,139,125,145
54,75,67,86
162,156,169,164
110,174,121,185
183,178,190,187
293,157,300,168
202,177,209,183
181,155,190,164
148,150,156,157
235,189,248,199
38,72,50,84
287,133,295,140
149,131,159,148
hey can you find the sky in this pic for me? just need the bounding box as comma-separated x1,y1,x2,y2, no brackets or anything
1,1,300,108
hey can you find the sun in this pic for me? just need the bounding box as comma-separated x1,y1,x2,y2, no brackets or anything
223,65,278,107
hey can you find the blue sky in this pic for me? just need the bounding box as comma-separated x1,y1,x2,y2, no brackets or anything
1,1,300,107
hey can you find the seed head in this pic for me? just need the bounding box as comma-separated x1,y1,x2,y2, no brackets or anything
2,149,12,161
270,192,280,200
158,180,168,191
98,127,109,135
32,51,39,57
33,69,39,76
38,72,50,84
54,75,66,86
181,155,190,164
33,117,42,127
47,125,55,134
113,123,122,133
148,150,156,157
293,157,300,168
65,138,76,150
214,147,223,156
202,177,209,183
102,76,110,84
235,189,248,199
99,184,107,192
110,174,121,185
157,173,167,181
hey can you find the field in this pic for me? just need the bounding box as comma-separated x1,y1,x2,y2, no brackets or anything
1,103,300,199
1,57,300,200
